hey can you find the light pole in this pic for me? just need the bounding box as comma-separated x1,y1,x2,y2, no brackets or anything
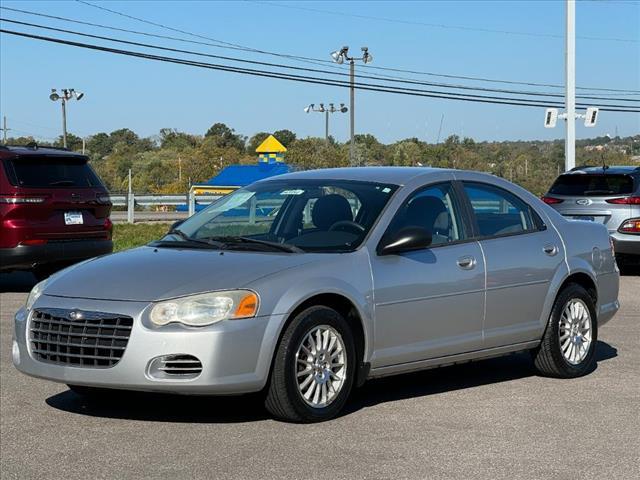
330,46,373,166
49,88,84,148
304,103,348,143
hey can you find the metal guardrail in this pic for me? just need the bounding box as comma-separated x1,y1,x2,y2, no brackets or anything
110,193,221,223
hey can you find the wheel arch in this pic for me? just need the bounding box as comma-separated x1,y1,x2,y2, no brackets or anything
274,292,370,387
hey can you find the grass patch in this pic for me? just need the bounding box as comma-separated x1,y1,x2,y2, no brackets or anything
112,222,171,252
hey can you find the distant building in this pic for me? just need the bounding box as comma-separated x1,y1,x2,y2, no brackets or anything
182,135,292,211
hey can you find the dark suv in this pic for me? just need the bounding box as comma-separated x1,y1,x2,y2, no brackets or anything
0,145,113,279
542,165,640,267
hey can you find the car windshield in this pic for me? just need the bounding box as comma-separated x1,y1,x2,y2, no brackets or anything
549,174,635,196
159,179,398,253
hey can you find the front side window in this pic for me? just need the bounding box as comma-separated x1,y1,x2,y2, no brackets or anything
386,182,465,246
463,182,540,237
165,180,398,253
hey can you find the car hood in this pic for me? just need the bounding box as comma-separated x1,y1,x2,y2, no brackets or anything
43,246,317,302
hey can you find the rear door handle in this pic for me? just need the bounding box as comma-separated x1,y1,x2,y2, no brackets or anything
543,244,558,256
457,255,476,270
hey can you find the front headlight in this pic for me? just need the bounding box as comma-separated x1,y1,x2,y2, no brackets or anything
25,278,49,311
149,290,259,327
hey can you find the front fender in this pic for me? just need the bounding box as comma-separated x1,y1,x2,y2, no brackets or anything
247,250,375,366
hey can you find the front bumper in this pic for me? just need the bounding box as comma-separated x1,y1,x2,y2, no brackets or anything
13,294,283,395
0,240,113,271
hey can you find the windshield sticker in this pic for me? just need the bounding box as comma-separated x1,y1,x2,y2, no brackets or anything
280,189,305,195
382,187,391,193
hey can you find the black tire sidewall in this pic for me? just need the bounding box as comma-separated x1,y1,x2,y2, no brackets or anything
548,285,599,376
281,306,356,422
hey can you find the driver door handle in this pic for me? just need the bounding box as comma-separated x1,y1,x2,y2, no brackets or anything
457,255,476,270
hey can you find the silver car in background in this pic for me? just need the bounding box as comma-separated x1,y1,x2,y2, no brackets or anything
14,168,620,422
543,166,640,267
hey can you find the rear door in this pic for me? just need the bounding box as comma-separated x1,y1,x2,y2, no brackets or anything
546,173,635,233
1,154,111,243
460,181,564,349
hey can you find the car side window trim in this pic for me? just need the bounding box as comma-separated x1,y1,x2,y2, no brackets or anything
459,181,547,241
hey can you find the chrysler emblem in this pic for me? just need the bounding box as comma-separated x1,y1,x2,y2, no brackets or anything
69,311,84,321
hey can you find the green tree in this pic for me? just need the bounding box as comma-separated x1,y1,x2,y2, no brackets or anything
204,122,246,150
273,129,296,148
53,133,83,152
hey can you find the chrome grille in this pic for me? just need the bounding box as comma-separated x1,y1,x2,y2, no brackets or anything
30,308,133,368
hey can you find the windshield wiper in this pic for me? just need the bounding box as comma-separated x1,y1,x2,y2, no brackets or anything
50,180,75,186
204,235,303,253
154,229,226,249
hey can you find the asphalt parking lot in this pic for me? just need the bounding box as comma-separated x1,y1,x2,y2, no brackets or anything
1,271,638,480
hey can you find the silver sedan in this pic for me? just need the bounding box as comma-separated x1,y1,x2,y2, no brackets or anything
13,167,620,422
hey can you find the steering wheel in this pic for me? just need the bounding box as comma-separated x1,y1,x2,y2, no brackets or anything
329,220,366,234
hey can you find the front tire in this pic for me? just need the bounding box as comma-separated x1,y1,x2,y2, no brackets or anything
532,283,598,378
265,306,356,423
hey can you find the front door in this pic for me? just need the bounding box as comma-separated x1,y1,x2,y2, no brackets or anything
370,181,485,368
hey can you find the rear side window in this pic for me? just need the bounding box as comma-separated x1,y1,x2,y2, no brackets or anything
549,174,635,196
463,182,540,238
2,156,103,188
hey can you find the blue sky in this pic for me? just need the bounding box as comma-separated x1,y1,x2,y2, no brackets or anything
0,0,638,144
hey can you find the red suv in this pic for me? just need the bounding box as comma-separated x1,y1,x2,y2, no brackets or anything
0,145,113,279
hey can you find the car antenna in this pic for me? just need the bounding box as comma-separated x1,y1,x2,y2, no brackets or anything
600,153,608,172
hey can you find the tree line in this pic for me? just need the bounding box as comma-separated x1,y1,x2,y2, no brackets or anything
5,122,638,196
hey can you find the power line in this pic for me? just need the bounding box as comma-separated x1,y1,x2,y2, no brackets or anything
4,4,638,94
252,0,639,44
4,16,637,105
2,28,638,113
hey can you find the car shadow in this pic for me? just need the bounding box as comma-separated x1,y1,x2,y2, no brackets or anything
0,271,37,293
45,341,617,424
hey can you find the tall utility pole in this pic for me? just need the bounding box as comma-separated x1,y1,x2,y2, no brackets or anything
565,0,576,171
49,88,84,148
304,103,348,143
331,46,373,166
1,116,10,144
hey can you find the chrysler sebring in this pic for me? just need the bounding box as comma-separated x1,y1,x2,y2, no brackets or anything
13,167,620,422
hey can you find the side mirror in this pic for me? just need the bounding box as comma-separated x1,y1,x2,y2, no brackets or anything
378,226,432,256
169,219,184,233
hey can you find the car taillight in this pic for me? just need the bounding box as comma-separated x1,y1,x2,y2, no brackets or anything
20,239,48,246
541,196,564,204
104,217,113,230
618,218,640,233
606,196,640,205
0,195,46,204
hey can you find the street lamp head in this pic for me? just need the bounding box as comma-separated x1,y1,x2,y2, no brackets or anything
74,90,84,101
331,46,349,64
49,92,60,102
319,103,325,112
361,47,373,64
339,103,348,113
304,104,314,113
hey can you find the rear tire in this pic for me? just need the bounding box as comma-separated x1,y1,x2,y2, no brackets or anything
532,284,598,378
264,306,356,423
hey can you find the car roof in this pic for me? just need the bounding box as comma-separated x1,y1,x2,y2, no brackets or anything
261,166,456,185
0,145,88,159
567,165,640,176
